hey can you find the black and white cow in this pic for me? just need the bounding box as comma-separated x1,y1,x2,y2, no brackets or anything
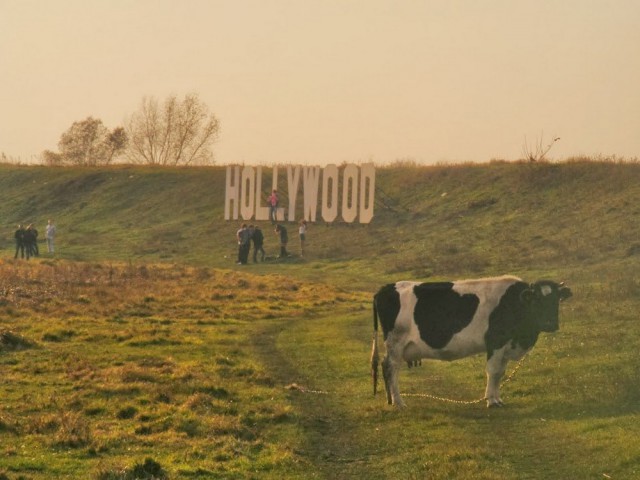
370,275,572,408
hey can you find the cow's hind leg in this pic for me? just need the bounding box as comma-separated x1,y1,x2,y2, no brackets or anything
382,353,406,408
382,354,392,405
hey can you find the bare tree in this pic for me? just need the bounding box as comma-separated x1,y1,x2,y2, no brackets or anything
53,117,128,166
125,93,220,166
522,132,561,162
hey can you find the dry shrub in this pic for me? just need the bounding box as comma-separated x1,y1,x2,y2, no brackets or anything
176,414,203,437
53,411,92,448
26,413,60,434
209,414,244,437
0,413,19,434
66,358,97,381
182,392,215,413
195,267,211,280
119,365,162,384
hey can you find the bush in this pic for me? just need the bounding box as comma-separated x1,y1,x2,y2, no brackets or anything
129,458,167,479
116,406,138,420
0,330,36,351
95,457,167,480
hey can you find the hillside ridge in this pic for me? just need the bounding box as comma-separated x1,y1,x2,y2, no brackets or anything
1,160,639,286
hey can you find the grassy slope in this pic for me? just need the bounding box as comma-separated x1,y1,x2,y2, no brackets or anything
2,160,639,284
1,160,640,479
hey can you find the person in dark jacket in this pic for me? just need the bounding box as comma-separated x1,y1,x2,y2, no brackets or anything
274,224,289,258
250,225,265,263
22,225,35,259
236,223,251,264
14,225,25,259
26,224,39,257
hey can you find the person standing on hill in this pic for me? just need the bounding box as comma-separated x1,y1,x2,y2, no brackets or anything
45,219,56,254
236,223,251,265
14,224,25,259
251,225,265,263
298,219,308,257
274,224,288,259
23,224,36,259
27,224,39,257
268,189,279,224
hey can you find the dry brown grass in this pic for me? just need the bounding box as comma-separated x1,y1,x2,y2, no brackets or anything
0,258,365,479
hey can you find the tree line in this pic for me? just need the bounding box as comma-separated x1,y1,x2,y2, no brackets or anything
41,93,220,166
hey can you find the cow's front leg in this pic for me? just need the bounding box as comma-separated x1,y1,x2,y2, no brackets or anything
382,354,406,408
485,352,508,407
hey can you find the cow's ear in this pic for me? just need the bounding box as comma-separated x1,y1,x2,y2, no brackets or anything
520,288,535,304
559,286,572,301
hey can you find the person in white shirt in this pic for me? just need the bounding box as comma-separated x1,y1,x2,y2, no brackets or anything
298,220,308,257
45,219,56,253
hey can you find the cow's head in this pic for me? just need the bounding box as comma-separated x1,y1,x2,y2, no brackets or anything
520,280,572,332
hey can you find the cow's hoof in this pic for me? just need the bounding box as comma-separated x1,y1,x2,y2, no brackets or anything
487,400,504,408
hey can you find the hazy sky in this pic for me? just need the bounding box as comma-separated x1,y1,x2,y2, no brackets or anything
1,0,639,165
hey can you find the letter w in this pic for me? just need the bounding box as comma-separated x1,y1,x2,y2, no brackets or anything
303,166,320,222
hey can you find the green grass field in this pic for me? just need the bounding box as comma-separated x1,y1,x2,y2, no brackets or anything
0,159,639,479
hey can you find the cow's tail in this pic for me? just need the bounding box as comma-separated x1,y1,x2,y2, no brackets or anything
371,295,380,396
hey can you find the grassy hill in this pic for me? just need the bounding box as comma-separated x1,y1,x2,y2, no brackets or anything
1,159,640,479
2,159,640,287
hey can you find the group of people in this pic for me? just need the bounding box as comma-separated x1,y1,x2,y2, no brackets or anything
236,219,308,265
14,219,56,259
236,224,265,265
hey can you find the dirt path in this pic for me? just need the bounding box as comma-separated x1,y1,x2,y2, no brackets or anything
251,317,382,479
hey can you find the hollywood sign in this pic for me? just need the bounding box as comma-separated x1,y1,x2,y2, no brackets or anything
225,164,375,224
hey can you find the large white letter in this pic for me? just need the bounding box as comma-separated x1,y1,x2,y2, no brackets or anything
240,166,255,220
321,164,338,223
341,164,359,223
271,165,279,192
286,165,301,221
359,163,375,224
225,165,241,220
255,166,270,221
303,166,321,221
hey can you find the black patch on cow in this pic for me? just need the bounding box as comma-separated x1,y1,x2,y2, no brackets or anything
374,284,401,340
485,282,540,359
412,282,480,349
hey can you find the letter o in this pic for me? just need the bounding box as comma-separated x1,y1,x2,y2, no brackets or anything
341,164,358,223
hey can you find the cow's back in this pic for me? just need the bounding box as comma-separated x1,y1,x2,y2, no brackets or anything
378,276,522,361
